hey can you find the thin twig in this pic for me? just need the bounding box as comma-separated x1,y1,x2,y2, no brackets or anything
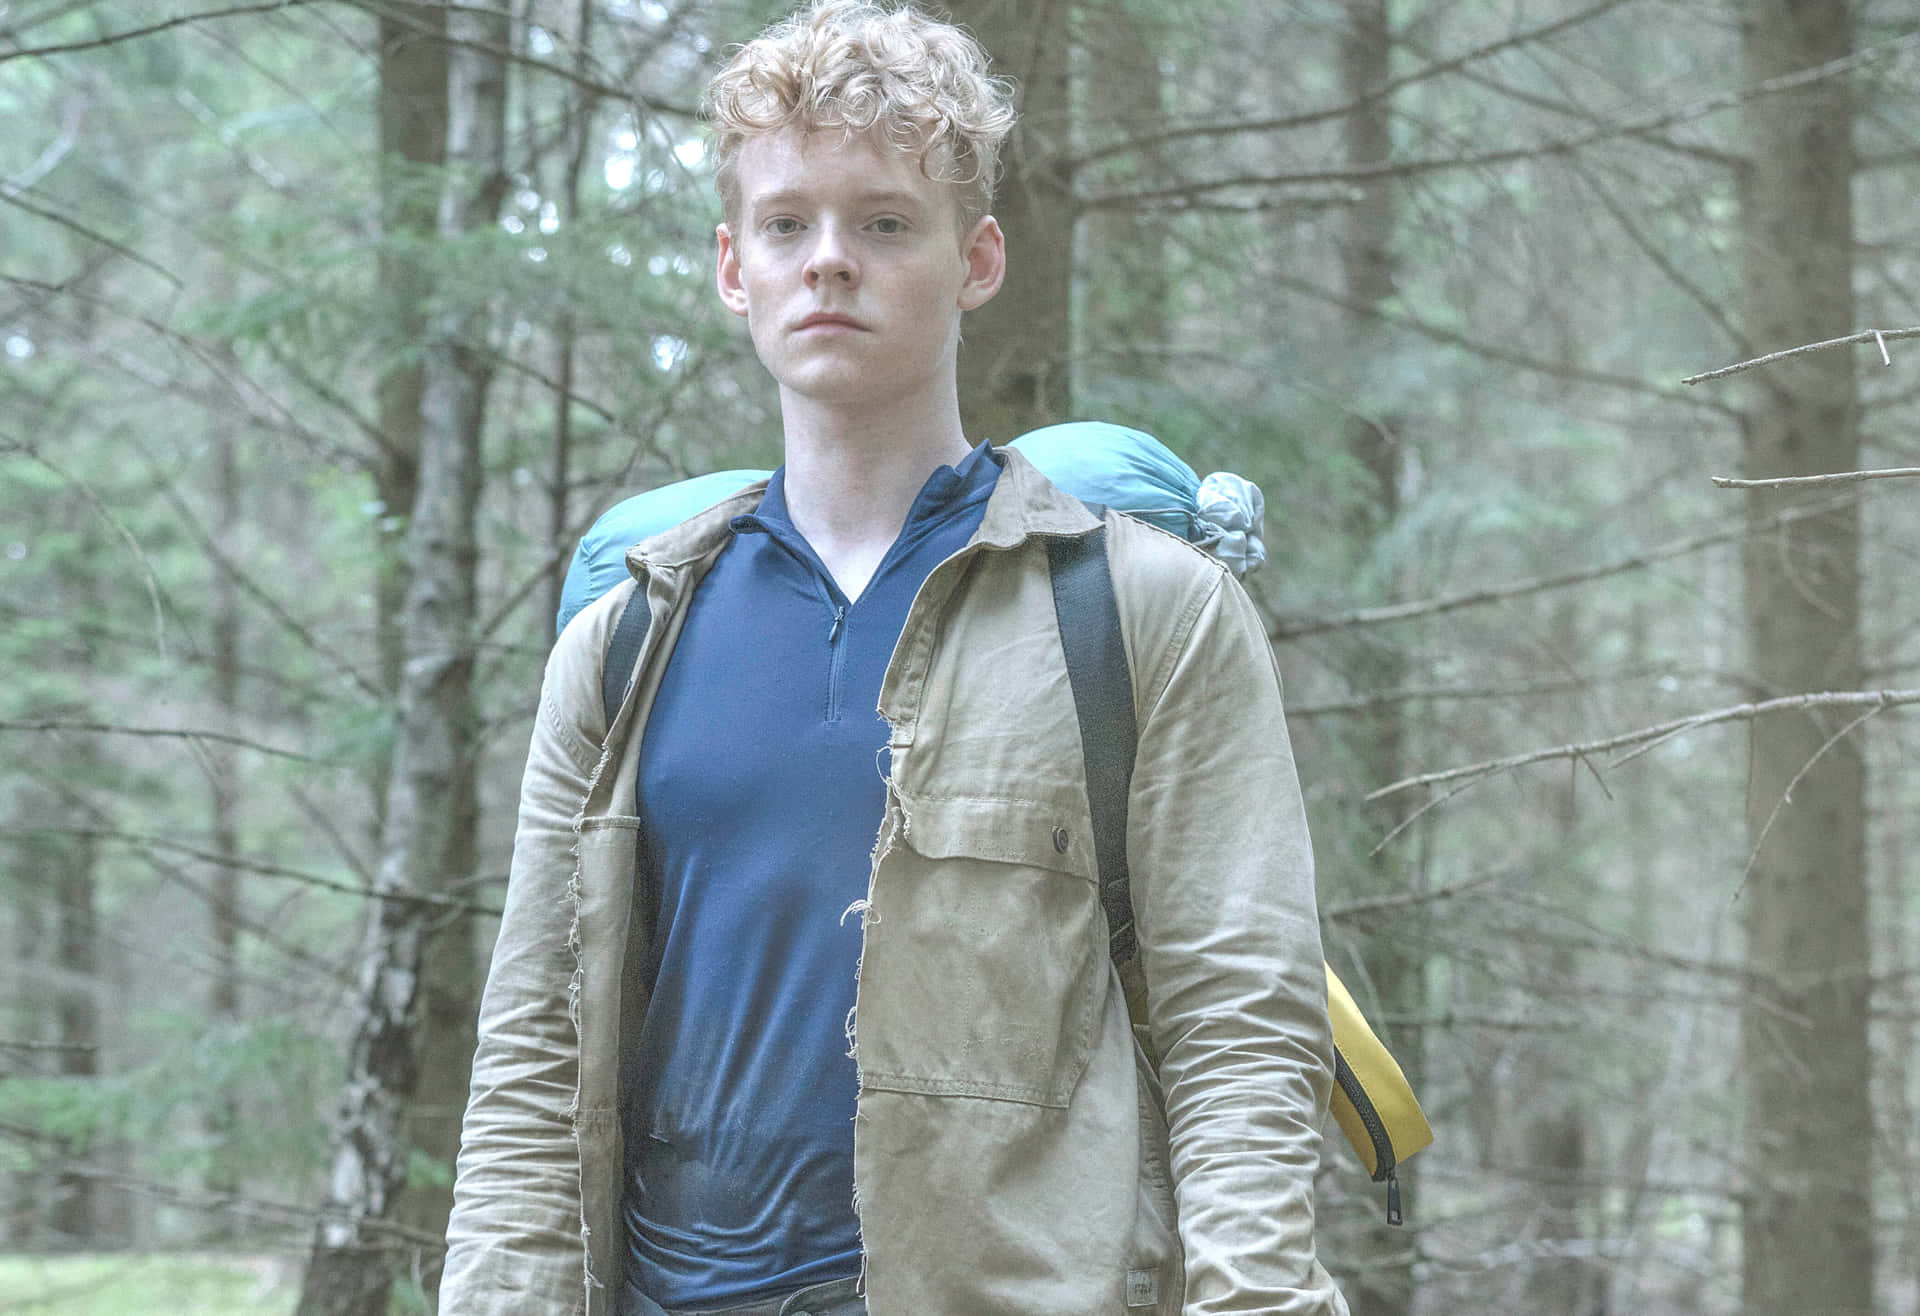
1069,0,1644,169
0,0,316,62
1711,467,1920,490
0,825,502,917
1083,31,1920,209
1683,327,1920,384
1735,705,1884,892
0,719,319,763
1369,688,1920,801
1324,876,1499,921
0,1038,98,1052
1272,494,1852,640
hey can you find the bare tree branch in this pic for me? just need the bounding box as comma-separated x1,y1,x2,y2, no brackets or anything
0,192,181,286
1081,30,1920,208
1285,666,1735,719
1271,495,1851,641
1711,466,1920,490
0,0,319,63
1251,265,1735,416
0,825,502,916
1324,876,1499,921
343,0,695,117
1683,326,1920,384
0,719,319,762
1368,688,1920,802
1070,0,1646,169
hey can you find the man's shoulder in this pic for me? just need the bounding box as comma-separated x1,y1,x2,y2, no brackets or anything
1103,507,1231,605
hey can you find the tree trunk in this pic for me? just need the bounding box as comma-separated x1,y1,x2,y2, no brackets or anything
1735,3,1873,1313
546,0,595,631
51,824,98,1249
371,0,449,837
950,0,1073,442
1074,0,1166,399
205,394,243,1214
297,2,505,1310
1339,4,1421,1309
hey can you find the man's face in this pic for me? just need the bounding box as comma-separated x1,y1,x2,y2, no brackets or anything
716,128,1003,411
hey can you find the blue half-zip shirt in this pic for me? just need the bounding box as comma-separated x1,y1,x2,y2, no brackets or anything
621,440,1002,1308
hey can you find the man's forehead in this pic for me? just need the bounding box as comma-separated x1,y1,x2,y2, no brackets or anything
735,129,949,209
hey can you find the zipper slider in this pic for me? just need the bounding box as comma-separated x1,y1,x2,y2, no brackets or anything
1385,1169,1402,1227
828,604,846,644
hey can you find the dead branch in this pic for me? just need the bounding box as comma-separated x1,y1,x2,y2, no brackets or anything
0,0,318,63
1254,266,1735,417
0,825,502,917
0,193,183,287
1081,31,1920,209
0,719,318,762
1369,688,1920,801
1324,876,1499,921
343,0,695,118
1711,466,1920,490
0,1038,98,1052
1070,0,1643,169
1683,326,1920,384
1271,495,1852,641
48,1164,448,1250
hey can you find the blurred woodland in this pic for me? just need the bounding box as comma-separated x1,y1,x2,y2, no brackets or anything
3,0,1919,1311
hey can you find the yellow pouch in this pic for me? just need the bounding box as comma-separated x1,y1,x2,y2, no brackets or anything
1326,962,1433,1223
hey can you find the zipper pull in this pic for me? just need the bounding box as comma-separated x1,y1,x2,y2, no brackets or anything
1385,1169,1403,1227
828,604,846,644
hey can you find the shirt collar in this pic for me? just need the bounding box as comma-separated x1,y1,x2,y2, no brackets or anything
730,438,1002,540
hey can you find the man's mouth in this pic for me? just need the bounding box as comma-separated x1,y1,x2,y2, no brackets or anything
794,312,867,332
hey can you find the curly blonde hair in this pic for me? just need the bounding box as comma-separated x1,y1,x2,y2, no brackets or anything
705,1,1016,232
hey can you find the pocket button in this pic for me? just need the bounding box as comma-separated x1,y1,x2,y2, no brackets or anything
1052,826,1070,853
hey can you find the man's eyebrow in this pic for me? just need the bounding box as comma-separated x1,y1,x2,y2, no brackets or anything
747,188,927,215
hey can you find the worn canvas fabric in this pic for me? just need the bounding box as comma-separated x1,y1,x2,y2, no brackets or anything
442,449,1348,1315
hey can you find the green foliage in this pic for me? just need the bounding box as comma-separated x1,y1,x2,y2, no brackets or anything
0,1014,333,1183
0,1254,295,1314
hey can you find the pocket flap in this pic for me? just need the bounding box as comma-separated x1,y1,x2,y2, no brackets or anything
897,790,1097,883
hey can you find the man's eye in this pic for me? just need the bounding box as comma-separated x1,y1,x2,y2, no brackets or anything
765,217,801,236
870,216,907,235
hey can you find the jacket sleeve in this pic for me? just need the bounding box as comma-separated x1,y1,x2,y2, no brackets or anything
1127,562,1350,1316
442,630,605,1314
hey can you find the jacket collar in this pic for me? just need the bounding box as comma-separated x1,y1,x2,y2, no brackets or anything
623,442,1100,578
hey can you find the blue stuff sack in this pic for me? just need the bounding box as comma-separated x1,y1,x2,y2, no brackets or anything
556,423,1267,636
1010,422,1267,577
556,468,769,635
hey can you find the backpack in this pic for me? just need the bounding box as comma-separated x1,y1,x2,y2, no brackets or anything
580,433,1432,1222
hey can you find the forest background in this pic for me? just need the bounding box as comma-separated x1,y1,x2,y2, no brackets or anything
3,0,1918,1312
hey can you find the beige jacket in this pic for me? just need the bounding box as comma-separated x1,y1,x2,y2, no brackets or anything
441,450,1348,1315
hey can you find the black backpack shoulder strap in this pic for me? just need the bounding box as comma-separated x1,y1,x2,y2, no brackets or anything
601,585,651,733
1045,513,1140,968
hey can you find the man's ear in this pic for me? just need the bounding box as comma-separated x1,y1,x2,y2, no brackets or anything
957,215,1006,311
715,222,750,318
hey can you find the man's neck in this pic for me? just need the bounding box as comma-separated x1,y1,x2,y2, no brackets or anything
775,389,975,595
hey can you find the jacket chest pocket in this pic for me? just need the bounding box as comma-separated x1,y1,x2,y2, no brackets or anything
855,792,1105,1108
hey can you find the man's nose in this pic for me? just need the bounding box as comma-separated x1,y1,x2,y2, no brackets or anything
803,226,858,286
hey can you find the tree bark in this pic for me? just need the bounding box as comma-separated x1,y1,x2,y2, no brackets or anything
1735,3,1873,1313
371,0,449,836
951,0,1073,441
546,0,595,631
205,389,243,1215
50,823,98,1249
1075,0,1166,398
297,2,505,1310
1339,4,1422,1309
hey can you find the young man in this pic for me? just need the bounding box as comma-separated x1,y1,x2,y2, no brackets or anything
442,4,1349,1313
